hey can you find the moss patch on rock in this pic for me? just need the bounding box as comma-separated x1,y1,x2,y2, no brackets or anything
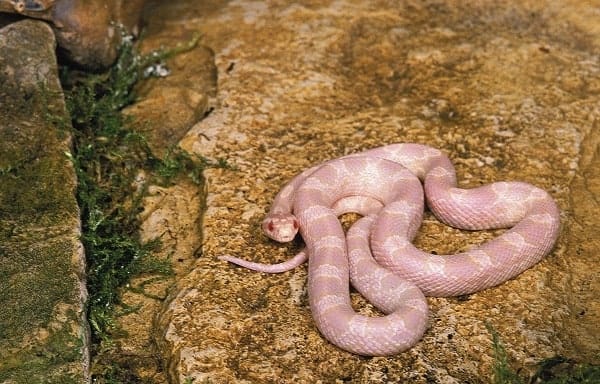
58,31,227,383
0,19,88,383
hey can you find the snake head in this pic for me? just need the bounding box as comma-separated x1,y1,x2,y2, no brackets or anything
262,213,300,242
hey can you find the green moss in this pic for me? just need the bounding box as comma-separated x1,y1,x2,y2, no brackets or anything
58,32,229,382
0,239,79,340
0,234,85,383
0,51,86,382
531,357,600,384
487,323,524,384
0,314,85,384
487,324,600,384
0,88,77,229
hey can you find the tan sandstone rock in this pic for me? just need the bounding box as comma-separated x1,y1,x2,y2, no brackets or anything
96,0,599,382
156,1,599,383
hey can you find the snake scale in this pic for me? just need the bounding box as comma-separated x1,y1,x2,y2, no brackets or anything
220,143,560,355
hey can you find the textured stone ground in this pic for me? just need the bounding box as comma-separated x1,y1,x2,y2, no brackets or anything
131,1,599,383
2,1,599,383
0,20,89,383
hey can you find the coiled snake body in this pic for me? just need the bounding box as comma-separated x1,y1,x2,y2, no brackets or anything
220,143,560,355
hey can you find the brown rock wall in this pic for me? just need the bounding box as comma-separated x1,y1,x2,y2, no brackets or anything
123,1,598,382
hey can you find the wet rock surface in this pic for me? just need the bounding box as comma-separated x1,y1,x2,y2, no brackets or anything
141,0,600,383
0,20,89,383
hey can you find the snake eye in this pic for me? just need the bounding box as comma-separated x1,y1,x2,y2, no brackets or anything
267,221,274,232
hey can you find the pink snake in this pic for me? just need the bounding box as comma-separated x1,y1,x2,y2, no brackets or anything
220,143,561,355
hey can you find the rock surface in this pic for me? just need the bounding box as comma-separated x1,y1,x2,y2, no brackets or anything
0,20,89,383
90,7,219,382
142,0,599,383
2,0,598,383
0,0,147,69
124,7,218,156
